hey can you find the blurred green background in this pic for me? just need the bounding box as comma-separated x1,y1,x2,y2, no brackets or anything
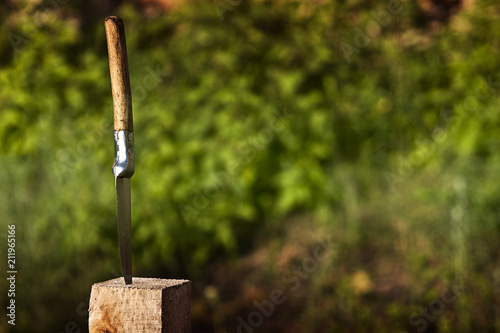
1,0,500,332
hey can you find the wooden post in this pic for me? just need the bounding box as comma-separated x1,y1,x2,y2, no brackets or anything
88,277,191,333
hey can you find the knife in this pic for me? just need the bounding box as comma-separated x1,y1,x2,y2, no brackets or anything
105,16,134,285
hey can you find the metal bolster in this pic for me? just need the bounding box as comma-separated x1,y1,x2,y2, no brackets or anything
112,130,135,178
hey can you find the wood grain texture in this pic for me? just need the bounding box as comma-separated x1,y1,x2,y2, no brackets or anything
89,278,191,333
105,16,133,131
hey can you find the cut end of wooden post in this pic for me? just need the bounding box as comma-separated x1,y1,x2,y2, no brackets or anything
89,277,191,333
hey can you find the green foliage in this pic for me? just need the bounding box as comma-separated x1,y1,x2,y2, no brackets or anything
1,0,500,331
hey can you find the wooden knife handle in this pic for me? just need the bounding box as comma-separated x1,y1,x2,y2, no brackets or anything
105,16,133,132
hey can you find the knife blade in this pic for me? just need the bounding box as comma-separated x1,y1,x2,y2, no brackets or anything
116,177,132,284
105,16,134,285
